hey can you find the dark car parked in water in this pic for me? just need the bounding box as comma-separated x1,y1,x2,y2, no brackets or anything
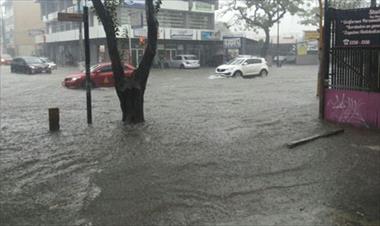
10,57,52,74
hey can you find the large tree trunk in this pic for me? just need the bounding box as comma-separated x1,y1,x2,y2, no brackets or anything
92,0,158,124
261,28,270,57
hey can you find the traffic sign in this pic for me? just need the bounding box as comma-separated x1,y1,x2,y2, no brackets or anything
58,12,83,22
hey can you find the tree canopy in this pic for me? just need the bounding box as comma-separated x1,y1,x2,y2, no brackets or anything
220,0,304,57
299,0,370,27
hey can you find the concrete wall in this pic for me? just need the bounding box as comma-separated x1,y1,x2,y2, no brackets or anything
325,89,380,128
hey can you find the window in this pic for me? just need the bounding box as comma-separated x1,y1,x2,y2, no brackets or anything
99,65,112,73
246,59,262,64
12,58,21,64
184,56,197,60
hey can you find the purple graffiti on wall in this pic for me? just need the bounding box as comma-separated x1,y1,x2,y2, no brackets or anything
325,90,380,128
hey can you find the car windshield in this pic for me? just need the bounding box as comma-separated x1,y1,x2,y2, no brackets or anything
226,58,245,65
24,57,43,64
40,58,51,63
184,56,197,60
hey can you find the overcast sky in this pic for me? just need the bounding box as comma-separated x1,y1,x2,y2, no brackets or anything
215,1,317,40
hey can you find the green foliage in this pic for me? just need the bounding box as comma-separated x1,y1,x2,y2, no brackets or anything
222,0,304,32
103,0,121,35
299,0,370,26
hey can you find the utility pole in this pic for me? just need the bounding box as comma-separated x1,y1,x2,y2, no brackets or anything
1,2,6,52
276,1,280,67
371,0,377,7
83,6,92,124
319,0,330,119
78,0,83,62
316,0,323,97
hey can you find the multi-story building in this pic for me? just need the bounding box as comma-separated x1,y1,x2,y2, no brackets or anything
36,0,222,66
1,0,44,56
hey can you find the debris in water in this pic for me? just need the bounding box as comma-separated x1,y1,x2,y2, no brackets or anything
287,129,344,149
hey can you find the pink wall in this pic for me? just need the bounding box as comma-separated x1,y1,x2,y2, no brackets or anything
325,90,380,128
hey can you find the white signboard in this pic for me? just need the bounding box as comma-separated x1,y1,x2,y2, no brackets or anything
170,29,194,40
133,27,165,39
129,12,143,29
192,1,214,12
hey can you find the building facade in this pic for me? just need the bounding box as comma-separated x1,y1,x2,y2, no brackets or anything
36,0,222,67
1,0,44,56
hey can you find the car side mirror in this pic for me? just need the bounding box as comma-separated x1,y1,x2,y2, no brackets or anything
243,62,248,65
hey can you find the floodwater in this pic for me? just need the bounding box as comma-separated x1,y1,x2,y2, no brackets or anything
1,65,379,226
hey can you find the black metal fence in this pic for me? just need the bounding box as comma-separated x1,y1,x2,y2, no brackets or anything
327,9,380,92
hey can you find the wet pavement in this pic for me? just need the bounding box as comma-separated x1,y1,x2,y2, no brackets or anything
0,65,379,226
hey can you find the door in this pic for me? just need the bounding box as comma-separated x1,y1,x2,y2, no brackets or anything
94,65,113,86
20,59,28,73
244,59,263,75
241,59,251,75
251,59,263,75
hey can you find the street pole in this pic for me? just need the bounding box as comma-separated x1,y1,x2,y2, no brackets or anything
78,0,83,62
319,0,330,119
276,1,280,67
371,0,377,7
83,6,92,124
127,27,132,64
317,0,323,97
1,3,6,52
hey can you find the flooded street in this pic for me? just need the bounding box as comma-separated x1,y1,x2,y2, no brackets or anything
1,65,379,226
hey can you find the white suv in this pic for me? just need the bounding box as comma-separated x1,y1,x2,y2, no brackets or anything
215,56,269,77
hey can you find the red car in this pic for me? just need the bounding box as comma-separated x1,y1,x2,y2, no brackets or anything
1,54,12,65
63,63,135,88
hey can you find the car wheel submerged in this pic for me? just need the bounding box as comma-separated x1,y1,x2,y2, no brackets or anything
180,64,185,69
260,70,268,77
233,71,242,77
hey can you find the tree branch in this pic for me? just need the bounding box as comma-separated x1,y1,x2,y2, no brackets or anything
135,0,159,90
92,0,127,90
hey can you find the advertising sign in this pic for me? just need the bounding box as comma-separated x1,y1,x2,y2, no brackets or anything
223,38,241,49
335,7,380,47
129,12,144,29
57,12,83,22
133,27,165,39
297,42,308,56
192,1,213,12
124,0,145,8
201,31,221,41
304,30,319,41
170,29,194,40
